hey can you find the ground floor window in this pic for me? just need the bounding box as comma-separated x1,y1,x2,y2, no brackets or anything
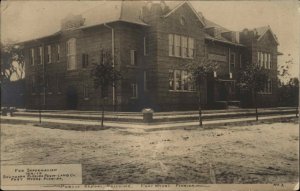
169,70,195,91
131,83,138,98
259,79,272,94
83,83,89,99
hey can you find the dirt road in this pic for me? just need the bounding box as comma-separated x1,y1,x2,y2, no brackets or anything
1,121,298,184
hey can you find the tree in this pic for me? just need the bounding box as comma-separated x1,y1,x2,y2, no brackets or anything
91,50,122,127
1,42,25,82
1,42,25,108
237,64,267,120
187,57,218,127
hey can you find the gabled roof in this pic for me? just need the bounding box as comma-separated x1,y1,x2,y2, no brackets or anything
164,1,205,26
254,26,279,45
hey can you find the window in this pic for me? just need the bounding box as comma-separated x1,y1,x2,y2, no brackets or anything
182,71,188,90
174,35,181,57
66,38,76,70
57,44,60,62
131,83,138,98
38,47,43,65
130,50,137,65
230,53,235,69
169,70,174,90
47,45,52,63
260,78,272,94
30,48,35,66
188,37,194,58
175,70,182,90
82,53,89,68
181,36,188,57
144,37,149,56
83,84,89,98
169,34,195,58
268,53,271,69
169,70,195,91
169,34,174,56
180,16,186,25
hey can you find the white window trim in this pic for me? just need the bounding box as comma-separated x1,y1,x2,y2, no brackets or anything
67,38,77,70
30,48,35,66
130,50,137,65
169,69,196,92
169,34,195,59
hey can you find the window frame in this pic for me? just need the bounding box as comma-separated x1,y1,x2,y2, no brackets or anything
66,38,77,70
130,50,137,65
131,83,138,99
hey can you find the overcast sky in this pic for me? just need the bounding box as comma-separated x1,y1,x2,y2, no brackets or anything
1,0,299,77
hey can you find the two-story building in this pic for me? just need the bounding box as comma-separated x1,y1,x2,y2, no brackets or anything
21,1,280,111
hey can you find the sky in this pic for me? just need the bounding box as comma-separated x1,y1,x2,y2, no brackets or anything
1,0,299,78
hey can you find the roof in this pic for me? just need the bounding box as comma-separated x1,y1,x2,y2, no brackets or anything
164,1,205,26
253,26,279,45
81,1,148,28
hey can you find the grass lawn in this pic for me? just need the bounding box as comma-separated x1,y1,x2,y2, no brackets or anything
1,119,299,184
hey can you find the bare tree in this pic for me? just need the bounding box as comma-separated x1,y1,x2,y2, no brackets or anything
91,49,122,127
187,57,218,127
237,64,267,121
1,42,25,82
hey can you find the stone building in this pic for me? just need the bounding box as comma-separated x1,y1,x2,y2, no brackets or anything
21,1,280,111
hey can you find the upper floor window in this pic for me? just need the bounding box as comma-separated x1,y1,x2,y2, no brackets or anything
130,50,137,65
30,48,35,66
38,47,43,65
144,37,149,56
46,45,52,63
82,53,89,68
230,53,235,69
257,51,271,69
169,34,195,58
66,38,77,70
57,44,60,62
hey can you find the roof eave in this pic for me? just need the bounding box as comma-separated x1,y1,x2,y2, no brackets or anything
205,37,245,47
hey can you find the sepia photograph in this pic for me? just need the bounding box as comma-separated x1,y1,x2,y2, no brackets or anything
1,0,299,190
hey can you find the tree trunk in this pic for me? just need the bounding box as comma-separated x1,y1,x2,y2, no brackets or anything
101,100,104,127
198,86,202,127
253,89,258,121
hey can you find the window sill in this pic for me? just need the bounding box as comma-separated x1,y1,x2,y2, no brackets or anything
169,55,194,59
57,92,62,95
130,97,138,99
258,92,272,95
84,97,90,101
48,92,53,95
169,90,196,93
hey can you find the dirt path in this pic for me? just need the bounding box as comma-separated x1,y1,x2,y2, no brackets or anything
1,121,298,184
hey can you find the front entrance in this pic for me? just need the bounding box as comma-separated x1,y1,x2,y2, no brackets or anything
216,80,236,101
66,86,78,109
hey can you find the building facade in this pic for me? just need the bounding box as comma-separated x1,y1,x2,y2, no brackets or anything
22,1,280,111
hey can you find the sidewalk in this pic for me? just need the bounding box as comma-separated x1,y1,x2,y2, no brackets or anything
1,114,297,131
